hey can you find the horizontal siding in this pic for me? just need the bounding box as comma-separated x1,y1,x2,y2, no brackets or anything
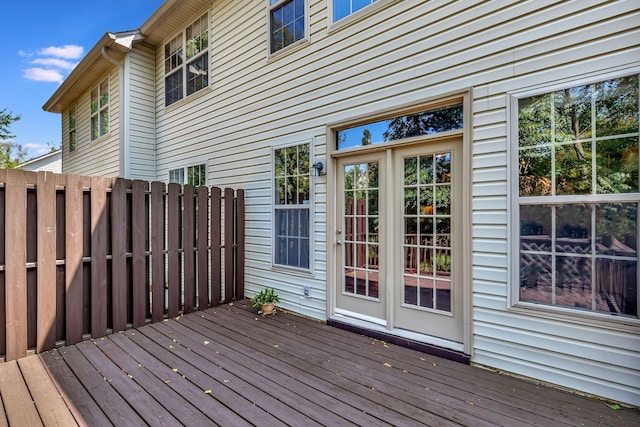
63,69,121,177
147,0,640,405
127,44,156,181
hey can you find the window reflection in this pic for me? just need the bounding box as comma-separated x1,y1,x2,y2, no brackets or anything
337,105,463,150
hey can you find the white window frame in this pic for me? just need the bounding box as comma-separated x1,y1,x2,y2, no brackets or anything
509,70,640,326
90,79,109,141
68,104,77,152
272,141,314,272
164,13,210,107
268,0,308,56
169,162,207,186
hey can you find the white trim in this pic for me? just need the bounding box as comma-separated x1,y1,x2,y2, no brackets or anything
271,140,315,273
508,69,640,326
266,0,310,60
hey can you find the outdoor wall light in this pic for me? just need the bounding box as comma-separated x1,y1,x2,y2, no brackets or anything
311,161,325,176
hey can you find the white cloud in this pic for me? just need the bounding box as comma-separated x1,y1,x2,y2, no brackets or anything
39,45,84,60
21,44,84,83
23,68,64,83
24,143,52,157
31,57,77,71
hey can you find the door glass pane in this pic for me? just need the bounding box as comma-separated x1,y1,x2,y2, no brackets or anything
342,161,380,299
403,152,453,313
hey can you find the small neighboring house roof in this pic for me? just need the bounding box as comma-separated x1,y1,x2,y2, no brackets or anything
42,0,211,114
17,149,62,173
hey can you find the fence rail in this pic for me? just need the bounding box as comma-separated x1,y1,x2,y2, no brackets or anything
0,169,244,361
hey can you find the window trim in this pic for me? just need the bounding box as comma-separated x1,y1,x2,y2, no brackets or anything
163,12,210,107
168,162,208,186
68,104,77,152
271,140,315,273
267,0,309,58
508,69,640,328
90,78,109,141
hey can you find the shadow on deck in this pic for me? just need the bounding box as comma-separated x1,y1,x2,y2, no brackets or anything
1,300,639,426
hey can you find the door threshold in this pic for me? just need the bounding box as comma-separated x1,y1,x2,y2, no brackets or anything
328,316,470,365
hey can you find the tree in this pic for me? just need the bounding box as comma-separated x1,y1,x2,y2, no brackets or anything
0,109,27,169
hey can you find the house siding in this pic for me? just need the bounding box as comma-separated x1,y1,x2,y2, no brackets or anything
62,69,121,177
126,44,157,180
145,0,640,405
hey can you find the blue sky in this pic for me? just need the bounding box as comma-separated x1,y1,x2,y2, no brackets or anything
0,0,164,161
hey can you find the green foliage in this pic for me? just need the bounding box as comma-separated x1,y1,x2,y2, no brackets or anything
251,287,281,307
0,109,26,169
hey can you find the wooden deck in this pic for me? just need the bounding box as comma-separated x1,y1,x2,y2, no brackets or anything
1,300,638,426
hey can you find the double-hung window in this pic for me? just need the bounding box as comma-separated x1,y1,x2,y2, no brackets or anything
274,143,311,269
269,0,305,53
164,13,209,106
333,0,376,22
169,163,207,186
515,74,639,320
68,106,77,152
90,79,109,140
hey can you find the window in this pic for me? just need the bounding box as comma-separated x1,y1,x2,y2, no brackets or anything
269,0,305,53
68,106,77,152
169,164,207,186
336,104,463,150
274,143,311,269
333,0,376,22
164,13,209,106
515,74,639,319
90,79,109,140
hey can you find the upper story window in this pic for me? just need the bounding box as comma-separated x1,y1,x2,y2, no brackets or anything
165,13,209,107
333,0,376,22
515,74,639,320
169,163,207,186
269,0,305,53
273,143,311,269
68,106,77,152
90,79,109,141
336,104,463,150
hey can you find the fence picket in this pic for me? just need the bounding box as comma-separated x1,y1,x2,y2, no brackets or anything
111,178,129,332
224,188,234,303
131,180,148,328
197,186,208,310
151,181,165,323
167,183,180,318
36,172,56,352
5,169,27,360
65,174,83,346
183,185,195,314
210,188,221,306
90,176,108,338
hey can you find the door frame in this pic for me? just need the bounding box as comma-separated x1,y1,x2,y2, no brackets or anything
325,92,473,356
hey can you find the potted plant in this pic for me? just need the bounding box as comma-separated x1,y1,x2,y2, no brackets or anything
251,287,280,315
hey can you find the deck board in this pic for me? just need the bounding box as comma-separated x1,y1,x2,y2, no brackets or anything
2,300,639,426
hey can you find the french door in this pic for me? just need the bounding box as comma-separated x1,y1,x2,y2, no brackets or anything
335,138,464,344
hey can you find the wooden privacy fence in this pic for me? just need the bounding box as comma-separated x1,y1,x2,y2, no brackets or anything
0,169,245,362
